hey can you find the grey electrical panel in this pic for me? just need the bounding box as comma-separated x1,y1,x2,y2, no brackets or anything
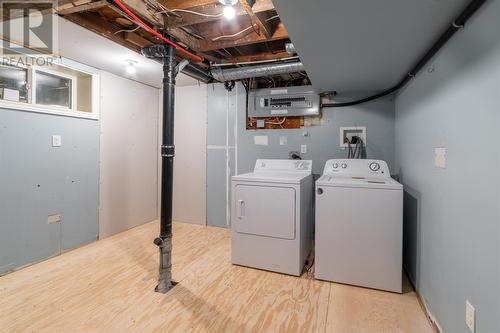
249,85,320,118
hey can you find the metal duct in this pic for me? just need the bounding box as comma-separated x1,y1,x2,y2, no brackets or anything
211,61,305,81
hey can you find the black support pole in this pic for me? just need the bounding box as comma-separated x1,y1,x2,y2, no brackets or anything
153,42,177,293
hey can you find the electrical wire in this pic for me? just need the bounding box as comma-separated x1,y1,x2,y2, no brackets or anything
112,0,203,62
113,25,141,34
265,15,280,22
265,117,286,125
155,8,223,18
212,24,257,41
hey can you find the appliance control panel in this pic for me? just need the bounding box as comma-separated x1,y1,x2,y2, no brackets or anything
254,159,312,173
322,159,390,177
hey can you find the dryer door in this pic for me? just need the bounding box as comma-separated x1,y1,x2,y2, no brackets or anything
233,185,296,240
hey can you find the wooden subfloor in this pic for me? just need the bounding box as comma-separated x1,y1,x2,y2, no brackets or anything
0,221,433,333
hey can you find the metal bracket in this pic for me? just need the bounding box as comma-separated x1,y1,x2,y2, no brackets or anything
452,20,465,29
161,145,175,158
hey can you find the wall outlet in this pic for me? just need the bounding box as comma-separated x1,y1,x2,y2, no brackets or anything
52,135,62,147
300,144,307,154
48,214,62,224
434,147,447,168
465,300,475,332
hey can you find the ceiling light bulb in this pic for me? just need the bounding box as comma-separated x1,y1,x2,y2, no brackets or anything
219,0,237,5
223,5,236,19
126,61,137,75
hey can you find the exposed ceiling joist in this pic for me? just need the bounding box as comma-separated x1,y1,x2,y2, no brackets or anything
239,0,271,38
164,0,275,29
158,0,218,10
57,0,108,15
65,12,141,52
199,22,288,51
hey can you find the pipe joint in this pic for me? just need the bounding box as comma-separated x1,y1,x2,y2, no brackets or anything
161,145,175,158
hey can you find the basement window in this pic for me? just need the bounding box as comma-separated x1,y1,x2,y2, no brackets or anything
0,53,99,119
35,70,74,109
0,64,29,103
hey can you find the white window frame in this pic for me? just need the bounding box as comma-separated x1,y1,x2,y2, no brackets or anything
0,56,100,120
32,66,78,111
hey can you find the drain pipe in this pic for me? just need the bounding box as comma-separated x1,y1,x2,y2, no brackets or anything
142,41,178,293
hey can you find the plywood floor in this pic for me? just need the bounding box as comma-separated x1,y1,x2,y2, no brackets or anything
0,221,434,333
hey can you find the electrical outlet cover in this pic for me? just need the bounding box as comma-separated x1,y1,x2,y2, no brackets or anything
52,135,62,147
435,147,447,168
466,300,475,332
300,144,307,154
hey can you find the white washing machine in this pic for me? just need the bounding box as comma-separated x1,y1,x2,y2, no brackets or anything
315,159,403,293
231,159,313,276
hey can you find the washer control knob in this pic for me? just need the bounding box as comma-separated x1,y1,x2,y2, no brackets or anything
341,163,347,169
369,162,381,171
332,163,339,169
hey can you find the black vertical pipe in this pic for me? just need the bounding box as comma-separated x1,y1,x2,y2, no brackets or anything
153,42,176,293
160,43,176,238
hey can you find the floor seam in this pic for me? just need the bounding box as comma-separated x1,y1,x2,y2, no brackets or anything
323,283,332,333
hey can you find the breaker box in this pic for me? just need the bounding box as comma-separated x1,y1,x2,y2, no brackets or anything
249,85,320,118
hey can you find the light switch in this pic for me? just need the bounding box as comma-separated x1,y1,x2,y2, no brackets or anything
52,135,62,147
301,144,307,154
434,147,446,168
279,136,288,145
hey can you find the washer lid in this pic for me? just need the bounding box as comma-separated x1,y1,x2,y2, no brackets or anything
232,171,311,184
316,175,402,190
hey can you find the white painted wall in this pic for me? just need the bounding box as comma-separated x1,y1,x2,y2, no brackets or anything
99,71,159,238
171,84,208,225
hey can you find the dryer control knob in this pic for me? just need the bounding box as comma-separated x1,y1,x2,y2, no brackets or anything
341,163,347,169
369,162,381,171
332,163,339,169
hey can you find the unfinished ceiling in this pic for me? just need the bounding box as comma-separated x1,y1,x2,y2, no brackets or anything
273,0,471,93
54,0,290,66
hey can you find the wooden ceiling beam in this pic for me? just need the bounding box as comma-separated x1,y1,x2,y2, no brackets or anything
64,12,141,52
199,22,288,51
158,0,219,10
219,50,291,63
124,31,154,47
164,0,275,28
57,0,108,15
115,0,202,53
239,0,271,38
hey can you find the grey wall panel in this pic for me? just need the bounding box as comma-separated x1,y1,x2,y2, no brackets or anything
99,72,159,238
207,84,229,146
206,149,228,228
173,85,207,225
235,84,395,176
395,2,500,332
0,109,99,274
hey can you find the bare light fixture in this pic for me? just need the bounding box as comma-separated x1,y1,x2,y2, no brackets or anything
219,0,237,20
223,6,236,19
126,60,137,75
218,0,237,5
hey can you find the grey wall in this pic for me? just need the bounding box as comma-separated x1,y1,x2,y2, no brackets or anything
0,109,99,274
99,72,159,238
206,84,236,228
394,2,500,332
236,87,395,176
